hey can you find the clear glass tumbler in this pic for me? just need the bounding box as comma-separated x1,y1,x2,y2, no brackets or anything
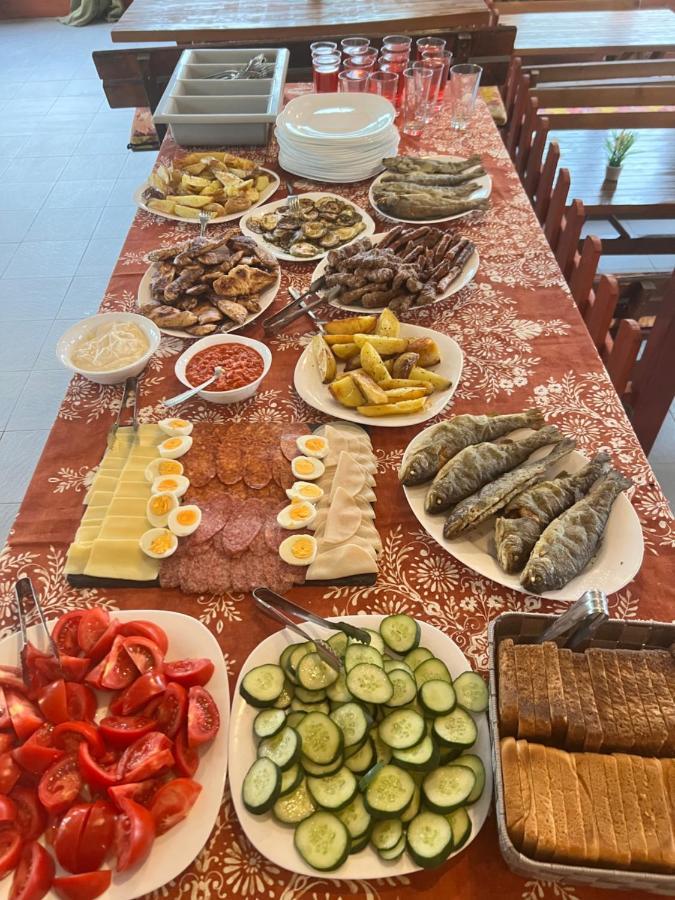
415,36,446,60
422,49,452,104
412,60,443,122
312,52,341,93
368,70,398,105
379,61,406,110
402,66,432,137
449,63,482,129
383,34,412,53
341,37,370,56
343,50,378,70
310,41,337,56
338,69,368,93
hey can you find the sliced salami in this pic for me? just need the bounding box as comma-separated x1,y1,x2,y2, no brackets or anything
158,554,182,588
229,556,250,594
280,424,311,462
183,424,217,488
243,450,273,490
219,501,264,555
190,496,232,544
272,454,294,491
264,516,287,553
216,432,242,485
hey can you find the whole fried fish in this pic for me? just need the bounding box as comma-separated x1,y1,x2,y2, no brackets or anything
400,410,545,486
375,191,488,221
425,426,563,514
520,469,633,594
494,451,611,573
382,155,482,175
442,439,576,540
373,182,480,199
380,169,486,187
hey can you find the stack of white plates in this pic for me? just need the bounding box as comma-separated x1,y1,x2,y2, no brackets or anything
276,92,399,183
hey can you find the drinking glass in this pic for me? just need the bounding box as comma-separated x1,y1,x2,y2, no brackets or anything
449,63,482,129
402,66,432,137
413,60,443,122
379,49,409,65
344,50,378,68
310,41,337,56
415,36,446,60
422,49,452,104
312,52,341,93
379,62,406,110
338,69,368,93
368,70,398,104
383,34,412,53
341,37,370,56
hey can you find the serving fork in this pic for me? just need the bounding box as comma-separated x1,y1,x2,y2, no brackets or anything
286,179,300,214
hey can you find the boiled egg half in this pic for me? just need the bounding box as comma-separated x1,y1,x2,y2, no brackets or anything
158,418,193,437
291,456,325,481
151,474,190,498
140,527,178,559
296,434,329,458
144,457,184,483
168,505,202,537
286,481,324,504
146,492,179,528
276,501,317,530
279,534,318,566
158,435,193,459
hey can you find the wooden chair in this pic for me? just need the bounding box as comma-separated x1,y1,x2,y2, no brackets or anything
503,55,523,122
555,198,586,282
523,115,550,201
504,72,531,158
543,166,571,249
533,139,560,223
515,94,539,178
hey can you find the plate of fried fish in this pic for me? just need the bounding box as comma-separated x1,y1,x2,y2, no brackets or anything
369,155,492,224
399,410,643,599
137,232,281,338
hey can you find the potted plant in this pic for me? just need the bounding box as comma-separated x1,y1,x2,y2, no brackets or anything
605,129,637,182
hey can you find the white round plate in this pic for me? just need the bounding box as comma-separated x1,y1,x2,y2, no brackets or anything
229,614,492,880
277,92,396,143
369,156,492,224
0,609,229,900
279,157,388,185
401,426,644,600
134,167,280,224
309,231,479,314
294,322,463,428
137,263,281,339
240,192,376,262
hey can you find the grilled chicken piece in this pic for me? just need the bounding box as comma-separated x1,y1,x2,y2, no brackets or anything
215,299,248,325
164,265,204,302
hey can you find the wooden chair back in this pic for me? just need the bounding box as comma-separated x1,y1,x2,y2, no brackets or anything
505,72,531,157
534,139,560,223
515,95,540,178
569,235,602,315
555,197,585,282
523,115,550,201
543,166,570,249
503,55,523,121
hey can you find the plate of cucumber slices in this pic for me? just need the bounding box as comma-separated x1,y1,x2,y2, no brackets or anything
229,614,492,878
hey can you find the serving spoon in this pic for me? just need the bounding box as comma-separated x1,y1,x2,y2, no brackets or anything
163,366,224,408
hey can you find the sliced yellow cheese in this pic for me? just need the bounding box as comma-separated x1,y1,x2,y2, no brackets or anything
82,505,108,523
98,516,149,541
84,540,160,582
114,481,151,501
88,475,118,494
136,424,163,446
127,447,160,462
86,491,114,509
75,525,101,544
64,542,93,575
108,498,148,518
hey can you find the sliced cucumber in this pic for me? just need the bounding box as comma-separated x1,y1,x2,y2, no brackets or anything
345,643,383,673
286,711,306,729
452,754,485,804
291,698,330,715
370,726,393,766
414,657,452,688
279,762,304,797
346,663,393,705
364,764,415,819
280,644,300,684
326,670,352,704
439,745,462,764
404,647,433,670
344,737,375,774
350,832,370,854
301,753,344,778
378,709,425,751
400,784,421,824
433,708,478,750
240,664,286,707
337,792,371,841
294,685,327,703
380,614,421,654
384,669,418,709
273,682,294,709
422,764,476,814
326,631,348,659
273,779,316,824
330,701,371,749
253,708,286,739
297,712,343,765
453,671,488,713
371,818,403,851
350,628,385,655
257,726,301,771
383,658,414,676
294,811,351,871
392,735,440,773
242,757,281,814
407,811,453,868
379,832,406,860
290,642,316,673
447,806,472,850
297,652,339,690
307,767,357,812
419,679,456,716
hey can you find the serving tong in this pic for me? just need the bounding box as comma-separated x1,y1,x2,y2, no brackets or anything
262,278,339,335
107,375,139,449
14,577,63,685
252,588,371,672
534,589,609,650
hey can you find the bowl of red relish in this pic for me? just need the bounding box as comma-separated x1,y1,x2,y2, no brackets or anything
174,334,272,404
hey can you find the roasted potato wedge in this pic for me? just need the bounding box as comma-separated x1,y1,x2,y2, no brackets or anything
391,352,420,380
378,377,433,390
324,334,358,346
166,194,213,208
352,334,409,355
383,387,430,402
375,308,401,337
173,204,202,219
147,198,175,215
409,366,452,391
329,375,365,408
350,371,389,405
344,354,363,372
311,335,337,384
360,342,390,384
332,342,360,360
324,315,377,335
356,397,427,417
406,337,441,367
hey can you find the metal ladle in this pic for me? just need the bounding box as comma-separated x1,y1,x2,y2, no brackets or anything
164,366,224,408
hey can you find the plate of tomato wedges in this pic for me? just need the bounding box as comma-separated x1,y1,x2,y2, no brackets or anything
0,607,229,900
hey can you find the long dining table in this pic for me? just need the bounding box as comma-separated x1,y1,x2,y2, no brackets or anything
1,86,674,899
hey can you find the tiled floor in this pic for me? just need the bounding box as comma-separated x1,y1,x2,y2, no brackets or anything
0,18,673,548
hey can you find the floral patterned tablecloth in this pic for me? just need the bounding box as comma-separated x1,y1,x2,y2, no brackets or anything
1,89,673,900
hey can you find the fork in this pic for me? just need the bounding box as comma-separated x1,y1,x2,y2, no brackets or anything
199,210,209,237
286,179,300,214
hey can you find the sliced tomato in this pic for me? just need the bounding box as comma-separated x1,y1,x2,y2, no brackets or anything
115,797,155,873
8,841,53,900
117,732,174,783
0,753,21,795
0,794,17,823
83,660,105,691
24,645,61,692
65,684,96,723
37,753,82,815
54,804,90,874
149,777,201,835
10,787,47,841
109,670,166,717
77,800,115,873
187,686,220,748
52,871,112,900
121,637,164,675
76,610,110,656
163,658,214,688
0,685,11,730
0,733,14,754
77,744,118,791
53,722,104,757
174,729,199,778
154,682,187,739
59,656,91,684
0,667,25,694
118,621,169,655
12,726,64,776
37,680,69,725
108,779,161,809
99,716,156,749
6,691,43,742
52,611,86,657
100,638,137,691
0,827,22,880
86,621,121,665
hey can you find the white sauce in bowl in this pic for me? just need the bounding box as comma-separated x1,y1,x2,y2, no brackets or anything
70,321,149,372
